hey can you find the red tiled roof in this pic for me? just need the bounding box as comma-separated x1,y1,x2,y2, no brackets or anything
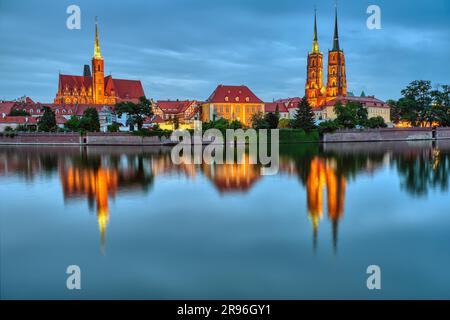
59,74,93,91
325,95,390,108
146,115,164,124
275,97,303,109
264,102,288,113
0,116,38,124
206,85,263,104
0,102,16,115
110,78,145,101
156,100,194,114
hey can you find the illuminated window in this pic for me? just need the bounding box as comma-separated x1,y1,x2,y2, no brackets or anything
245,97,249,102
235,97,239,102
225,96,229,102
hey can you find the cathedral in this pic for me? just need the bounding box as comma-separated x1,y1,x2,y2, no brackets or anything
54,20,145,105
305,8,347,107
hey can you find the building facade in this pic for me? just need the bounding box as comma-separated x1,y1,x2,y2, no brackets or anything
201,85,264,127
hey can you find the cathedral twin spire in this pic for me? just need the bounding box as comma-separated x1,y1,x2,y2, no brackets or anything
306,5,347,106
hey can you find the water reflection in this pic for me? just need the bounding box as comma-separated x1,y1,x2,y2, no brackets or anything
1,141,450,253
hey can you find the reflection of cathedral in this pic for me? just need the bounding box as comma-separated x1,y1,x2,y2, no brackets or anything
60,166,117,253
306,157,346,251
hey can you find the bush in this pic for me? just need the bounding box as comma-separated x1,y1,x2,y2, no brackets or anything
367,116,387,128
318,120,340,135
278,118,291,128
107,123,120,132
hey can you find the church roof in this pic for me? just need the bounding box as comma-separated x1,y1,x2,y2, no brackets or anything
206,85,263,104
58,74,145,102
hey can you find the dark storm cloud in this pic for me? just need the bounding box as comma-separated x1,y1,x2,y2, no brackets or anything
0,0,449,102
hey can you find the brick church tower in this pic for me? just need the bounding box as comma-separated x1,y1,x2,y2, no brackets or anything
326,7,347,99
305,10,326,107
92,18,105,104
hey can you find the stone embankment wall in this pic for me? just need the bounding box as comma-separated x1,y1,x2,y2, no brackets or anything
322,127,450,142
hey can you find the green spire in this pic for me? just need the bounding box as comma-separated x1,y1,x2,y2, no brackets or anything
94,17,102,59
312,8,319,53
332,6,340,51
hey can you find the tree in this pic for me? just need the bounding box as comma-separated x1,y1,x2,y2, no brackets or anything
264,106,280,129
108,122,120,132
38,106,57,132
334,102,367,129
318,120,340,134
355,102,369,127
173,116,180,130
292,97,316,132
9,109,30,116
251,112,269,129
368,116,387,128
82,108,100,132
115,96,153,130
399,80,434,126
65,116,80,131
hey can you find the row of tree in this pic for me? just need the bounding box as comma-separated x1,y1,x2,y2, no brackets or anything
251,97,387,133
388,80,449,127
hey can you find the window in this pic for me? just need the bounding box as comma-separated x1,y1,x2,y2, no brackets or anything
56,109,59,114
226,106,229,113
30,109,33,114
225,96,229,102
236,106,240,113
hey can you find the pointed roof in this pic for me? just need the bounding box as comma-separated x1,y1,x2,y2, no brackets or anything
94,17,102,59
312,9,320,53
332,6,340,51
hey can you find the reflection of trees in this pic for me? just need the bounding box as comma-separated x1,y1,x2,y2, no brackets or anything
393,147,449,196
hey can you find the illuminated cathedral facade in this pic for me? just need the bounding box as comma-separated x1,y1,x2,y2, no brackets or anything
305,8,347,107
54,20,145,105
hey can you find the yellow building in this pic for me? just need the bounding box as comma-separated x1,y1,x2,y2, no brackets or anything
202,85,264,127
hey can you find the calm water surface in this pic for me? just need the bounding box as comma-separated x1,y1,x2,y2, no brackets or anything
1,142,449,299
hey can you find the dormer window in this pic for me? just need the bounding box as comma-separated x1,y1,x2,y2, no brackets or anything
235,97,239,102
245,97,250,102
225,96,229,102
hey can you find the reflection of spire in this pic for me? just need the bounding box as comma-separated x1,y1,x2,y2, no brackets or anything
306,158,326,250
326,167,346,254
305,157,346,252
60,166,116,254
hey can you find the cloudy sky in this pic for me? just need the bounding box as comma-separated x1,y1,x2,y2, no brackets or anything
0,0,449,103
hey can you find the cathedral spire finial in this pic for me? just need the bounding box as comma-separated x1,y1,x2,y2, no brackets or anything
94,17,102,59
332,5,340,51
312,7,319,53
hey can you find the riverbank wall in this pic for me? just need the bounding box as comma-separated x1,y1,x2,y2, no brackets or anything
322,127,450,143
1,128,450,145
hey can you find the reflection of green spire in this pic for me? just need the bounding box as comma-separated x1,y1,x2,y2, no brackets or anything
332,6,340,51
332,220,338,254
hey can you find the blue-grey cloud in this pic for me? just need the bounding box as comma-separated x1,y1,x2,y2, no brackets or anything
0,0,449,102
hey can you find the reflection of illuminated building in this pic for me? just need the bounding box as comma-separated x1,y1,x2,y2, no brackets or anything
61,166,117,253
305,157,346,252
202,154,261,193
